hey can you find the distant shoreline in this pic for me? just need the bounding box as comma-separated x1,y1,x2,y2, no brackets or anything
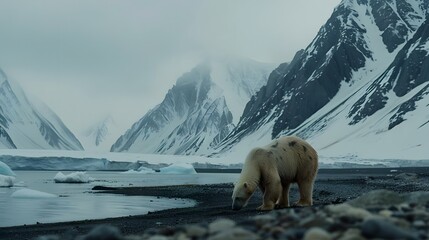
9,166,429,174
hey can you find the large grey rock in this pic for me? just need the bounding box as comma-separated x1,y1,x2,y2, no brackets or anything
361,219,418,240
348,190,405,208
405,191,429,205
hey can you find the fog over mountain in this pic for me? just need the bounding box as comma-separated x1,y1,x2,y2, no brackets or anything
0,0,340,134
111,57,273,155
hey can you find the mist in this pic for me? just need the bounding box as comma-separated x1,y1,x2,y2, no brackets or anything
0,0,340,134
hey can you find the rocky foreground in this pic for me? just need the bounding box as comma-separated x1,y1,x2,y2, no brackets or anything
37,189,429,240
32,172,429,240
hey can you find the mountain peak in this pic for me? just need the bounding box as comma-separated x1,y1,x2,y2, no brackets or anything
80,116,120,151
0,69,83,150
111,57,272,155
216,0,429,159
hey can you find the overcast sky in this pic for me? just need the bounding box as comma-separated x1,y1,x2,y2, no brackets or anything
0,0,340,135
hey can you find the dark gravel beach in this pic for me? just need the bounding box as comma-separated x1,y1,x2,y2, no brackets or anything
1,167,429,240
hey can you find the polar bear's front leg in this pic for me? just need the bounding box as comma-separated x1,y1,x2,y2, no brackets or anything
257,180,281,211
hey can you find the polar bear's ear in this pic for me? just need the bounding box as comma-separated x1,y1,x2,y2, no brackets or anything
243,182,248,189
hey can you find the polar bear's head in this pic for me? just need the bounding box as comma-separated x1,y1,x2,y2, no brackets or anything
232,182,255,210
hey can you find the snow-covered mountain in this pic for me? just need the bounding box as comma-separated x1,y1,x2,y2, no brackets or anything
0,69,83,150
111,58,273,154
218,0,429,160
80,116,121,152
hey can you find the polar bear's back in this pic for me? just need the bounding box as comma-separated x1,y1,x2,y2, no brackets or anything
266,136,318,183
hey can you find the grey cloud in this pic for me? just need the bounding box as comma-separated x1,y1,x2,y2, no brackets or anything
0,0,340,133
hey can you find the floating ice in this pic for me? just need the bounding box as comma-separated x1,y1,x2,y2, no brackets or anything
12,188,57,198
0,174,15,187
54,172,94,183
0,161,15,176
122,166,155,174
159,163,197,174
137,166,155,172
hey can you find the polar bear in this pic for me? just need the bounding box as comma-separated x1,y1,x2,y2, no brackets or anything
232,136,318,211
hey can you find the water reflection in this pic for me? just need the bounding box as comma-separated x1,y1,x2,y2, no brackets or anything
0,171,238,227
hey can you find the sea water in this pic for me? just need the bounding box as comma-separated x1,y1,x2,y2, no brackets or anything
0,171,239,227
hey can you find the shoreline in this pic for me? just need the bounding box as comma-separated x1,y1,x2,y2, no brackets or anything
1,168,429,239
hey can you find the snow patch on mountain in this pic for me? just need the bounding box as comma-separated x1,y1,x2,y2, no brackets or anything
0,69,83,150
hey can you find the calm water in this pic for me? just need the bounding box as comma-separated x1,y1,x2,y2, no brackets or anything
0,171,239,227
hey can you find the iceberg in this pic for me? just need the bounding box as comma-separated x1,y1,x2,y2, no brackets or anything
0,174,15,187
54,172,94,183
122,166,155,174
0,161,15,176
11,188,57,198
159,163,197,174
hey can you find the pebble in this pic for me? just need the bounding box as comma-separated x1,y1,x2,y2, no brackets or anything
269,226,285,238
78,225,122,240
379,209,393,217
349,189,405,207
147,236,169,240
208,218,236,234
36,236,60,240
338,228,365,240
303,227,332,240
185,224,207,238
207,227,260,240
326,203,372,219
281,228,306,239
412,220,426,229
299,215,331,228
394,173,418,181
407,191,429,205
253,214,275,227
361,219,418,240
